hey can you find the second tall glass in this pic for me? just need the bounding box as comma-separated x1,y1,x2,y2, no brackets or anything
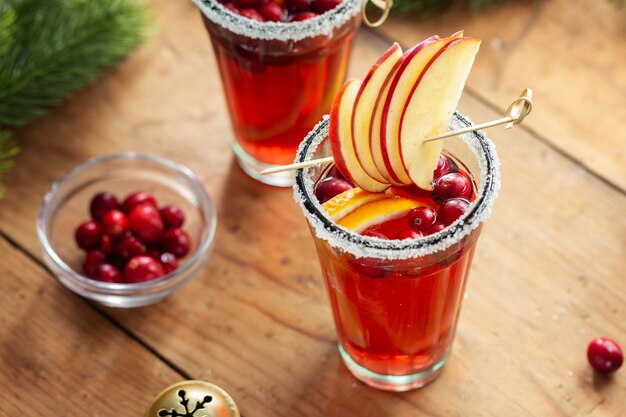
194,0,361,186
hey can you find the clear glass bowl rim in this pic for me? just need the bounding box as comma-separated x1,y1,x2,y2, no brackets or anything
36,153,217,294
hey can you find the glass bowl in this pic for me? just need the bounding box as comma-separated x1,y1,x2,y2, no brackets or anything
37,153,217,308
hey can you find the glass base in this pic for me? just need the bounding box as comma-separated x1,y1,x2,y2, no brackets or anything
232,143,294,187
338,345,449,392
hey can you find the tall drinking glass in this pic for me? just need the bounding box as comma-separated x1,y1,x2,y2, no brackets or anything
293,114,501,391
193,0,361,186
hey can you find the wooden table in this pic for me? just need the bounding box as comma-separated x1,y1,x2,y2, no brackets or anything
1,0,625,415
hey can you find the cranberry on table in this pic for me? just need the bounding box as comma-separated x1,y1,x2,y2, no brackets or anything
101,209,128,239
82,250,108,277
75,221,102,250
114,234,146,261
122,191,157,214
587,337,623,373
311,0,341,14
129,204,164,244
259,1,285,21
239,8,265,21
94,264,123,283
160,252,179,274
434,172,471,201
160,205,185,229
90,192,119,221
162,228,191,258
438,198,470,225
124,256,165,283
291,11,317,20
408,206,437,232
314,177,353,204
433,154,450,180
396,229,423,240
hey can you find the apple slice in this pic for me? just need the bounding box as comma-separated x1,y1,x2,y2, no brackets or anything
378,32,464,186
352,43,403,184
329,79,389,193
399,38,481,189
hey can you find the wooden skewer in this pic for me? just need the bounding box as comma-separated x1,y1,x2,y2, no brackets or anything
260,88,533,176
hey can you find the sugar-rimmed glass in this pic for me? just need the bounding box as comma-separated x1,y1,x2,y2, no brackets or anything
293,114,500,391
37,153,217,308
193,0,361,187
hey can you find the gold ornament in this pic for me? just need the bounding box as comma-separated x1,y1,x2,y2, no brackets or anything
144,380,240,417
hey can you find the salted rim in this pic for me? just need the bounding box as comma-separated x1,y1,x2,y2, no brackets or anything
191,0,361,42
293,112,501,260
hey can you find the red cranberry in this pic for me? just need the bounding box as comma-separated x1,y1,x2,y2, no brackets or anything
239,8,265,21
75,221,102,250
93,264,123,283
396,229,423,240
234,0,261,7
326,164,348,181
114,234,146,261
587,337,623,373
162,228,191,258
438,198,470,225
287,0,312,12
260,1,285,21
159,205,185,229
434,172,471,201
101,235,113,254
311,0,341,13
123,191,157,214
101,209,128,239
362,230,387,239
145,247,162,259
408,206,437,232
314,177,353,204
433,154,450,179
124,256,165,283
82,250,107,277
428,223,446,234
291,11,317,20
223,2,240,12
160,252,179,274
129,204,164,244
90,192,120,221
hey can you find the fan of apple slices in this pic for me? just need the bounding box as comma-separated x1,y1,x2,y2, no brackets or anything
329,32,481,192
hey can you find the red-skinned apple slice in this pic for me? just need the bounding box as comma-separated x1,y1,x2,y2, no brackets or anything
329,80,389,193
352,43,403,184
399,38,481,189
378,32,464,186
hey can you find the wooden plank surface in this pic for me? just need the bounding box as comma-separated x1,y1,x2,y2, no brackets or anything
373,0,626,191
0,0,625,416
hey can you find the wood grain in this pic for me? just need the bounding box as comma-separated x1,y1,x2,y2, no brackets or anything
0,0,624,416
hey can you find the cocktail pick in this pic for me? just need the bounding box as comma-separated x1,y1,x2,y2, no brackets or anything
260,88,533,176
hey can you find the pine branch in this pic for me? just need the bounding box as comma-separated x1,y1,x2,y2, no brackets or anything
0,130,20,198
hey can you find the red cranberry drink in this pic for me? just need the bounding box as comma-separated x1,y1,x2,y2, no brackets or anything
293,33,501,390
193,0,361,186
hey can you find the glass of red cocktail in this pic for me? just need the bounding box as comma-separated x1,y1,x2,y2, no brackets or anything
294,113,500,391
193,0,361,186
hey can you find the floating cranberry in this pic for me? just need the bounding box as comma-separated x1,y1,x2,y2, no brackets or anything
123,191,157,214
287,0,312,12
433,154,450,179
94,264,123,283
362,230,387,239
129,204,164,244
90,192,120,221
396,229,423,240
223,2,240,12
326,164,348,181
408,206,437,232
260,1,285,21
434,172,471,201
160,252,179,274
587,337,623,373
240,8,265,21
114,234,146,261
428,223,446,234
314,177,353,204
101,209,128,239
159,205,185,229
311,0,341,14
438,198,469,225
75,221,102,250
235,0,262,7
162,228,191,258
124,256,165,283
291,11,317,20
82,250,107,277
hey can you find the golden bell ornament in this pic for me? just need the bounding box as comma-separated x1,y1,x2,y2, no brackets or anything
144,380,240,417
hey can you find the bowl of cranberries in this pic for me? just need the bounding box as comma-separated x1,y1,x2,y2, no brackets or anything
37,153,217,308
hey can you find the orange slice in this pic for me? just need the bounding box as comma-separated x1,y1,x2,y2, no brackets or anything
337,197,425,233
322,187,390,221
